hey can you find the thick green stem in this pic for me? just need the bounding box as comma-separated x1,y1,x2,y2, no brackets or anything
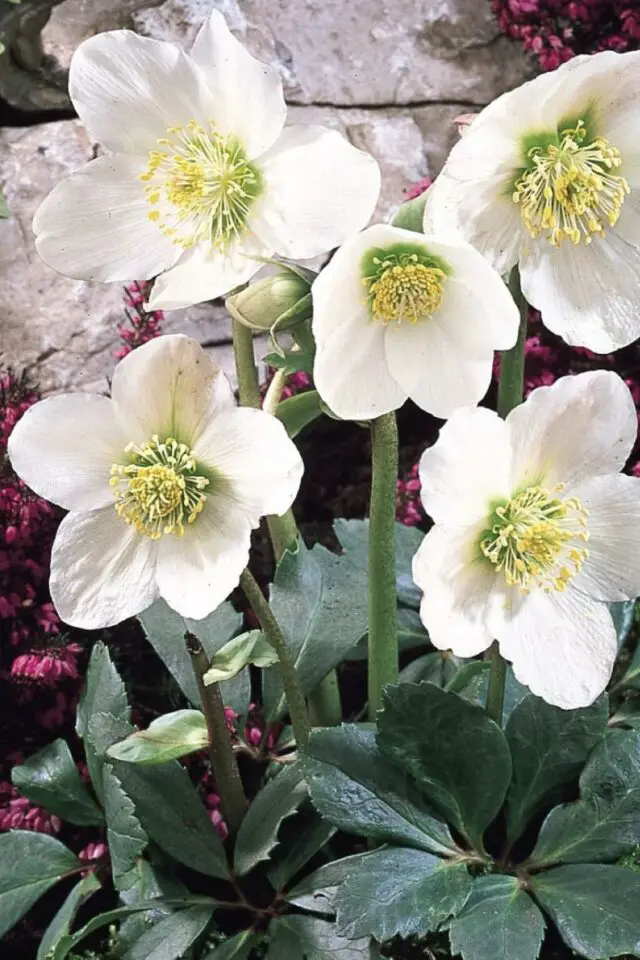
308,671,343,727
240,568,311,747
368,412,399,720
486,267,528,724
185,632,248,834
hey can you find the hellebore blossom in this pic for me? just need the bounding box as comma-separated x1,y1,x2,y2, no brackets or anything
311,224,519,420
425,51,640,351
8,336,303,628
33,12,380,310
413,371,640,708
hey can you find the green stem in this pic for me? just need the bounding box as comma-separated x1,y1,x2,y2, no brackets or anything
308,671,343,727
368,411,399,720
185,632,248,833
239,568,311,747
486,266,529,724
231,318,262,409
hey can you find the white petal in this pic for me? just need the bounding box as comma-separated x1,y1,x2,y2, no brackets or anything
520,232,640,352
412,526,495,657
147,240,268,310
156,499,251,620
419,406,512,525
192,407,303,522
8,394,126,511
507,370,636,491
50,509,158,629
33,156,181,282
570,474,640,602
384,318,493,419
188,11,286,158
69,30,217,154
111,335,235,446
496,588,616,709
253,125,380,259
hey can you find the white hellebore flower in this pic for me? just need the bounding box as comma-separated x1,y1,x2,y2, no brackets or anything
32,12,380,311
424,51,640,352
8,336,303,628
413,371,640,709
311,224,519,420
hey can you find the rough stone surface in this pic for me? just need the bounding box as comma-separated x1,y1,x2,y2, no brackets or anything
6,0,532,394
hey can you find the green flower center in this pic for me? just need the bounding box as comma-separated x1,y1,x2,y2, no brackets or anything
479,484,589,593
362,247,449,325
110,435,209,539
141,120,263,252
513,120,629,247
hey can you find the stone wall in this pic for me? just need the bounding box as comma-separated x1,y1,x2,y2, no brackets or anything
0,0,533,394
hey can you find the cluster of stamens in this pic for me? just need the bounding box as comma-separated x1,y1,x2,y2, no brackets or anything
110,436,209,539
364,253,446,325
140,120,262,252
513,120,629,246
480,484,589,593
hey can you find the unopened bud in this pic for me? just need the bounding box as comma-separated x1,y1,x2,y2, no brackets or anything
226,267,314,332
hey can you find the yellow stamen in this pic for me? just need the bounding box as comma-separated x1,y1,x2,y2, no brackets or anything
365,256,446,325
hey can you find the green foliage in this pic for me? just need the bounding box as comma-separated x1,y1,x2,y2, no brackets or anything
37,873,102,960
267,914,378,959
203,931,260,958
377,683,512,850
334,848,472,941
302,725,455,854
107,710,208,765
504,694,607,843
263,540,369,719
233,763,307,876
0,831,80,940
285,853,373,916
391,192,428,233
12,738,104,826
102,766,147,892
203,630,278,684
449,876,545,960
118,904,213,959
333,518,423,610
276,389,324,438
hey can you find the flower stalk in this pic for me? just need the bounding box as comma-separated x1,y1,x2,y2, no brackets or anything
368,411,399,719
486,266,528,724
239,568,311,747
308,671,342,728
185,631,248,834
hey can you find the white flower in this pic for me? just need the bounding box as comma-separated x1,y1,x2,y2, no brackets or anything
33,12,380,311
8,335,303,628
424,51,640,352
412,370,640,709
311,223,519,420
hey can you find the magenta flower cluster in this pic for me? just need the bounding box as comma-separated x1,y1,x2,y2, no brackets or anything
492,0,640,70
116,281,165,359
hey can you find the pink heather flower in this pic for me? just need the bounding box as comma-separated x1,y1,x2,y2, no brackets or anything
116,281,164,359
0,786,61,835
79,841,108,862
396,464,425,528
403,177,432,201
10,643,81,684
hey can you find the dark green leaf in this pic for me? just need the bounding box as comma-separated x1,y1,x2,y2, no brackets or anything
446,663,529,724
110,759,230,879
333,518,423,609
234,763,307,876
610,698,640,728
349,608,430,661
103,765,148,891
138,599,242,709
377,683,512,850
107,710,208,765
531,864,640,959
285,853,373,916
504,694,607,844
267,915,378,959
335,847,472,941
0,832,80,940
77,642,131,801
203,931,260,958
530,728,640,866
276,390,324,438
267,812,336,891
37,872,101,960
12,739,104,826
400,651,460,686
121,904,213,959
391,192,428,233
117,860,190,951
610,599,636,652
264,542,368,719
303,725,455,854
450,875,545,960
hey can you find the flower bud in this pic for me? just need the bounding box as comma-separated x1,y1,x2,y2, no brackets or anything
226,267,314,332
